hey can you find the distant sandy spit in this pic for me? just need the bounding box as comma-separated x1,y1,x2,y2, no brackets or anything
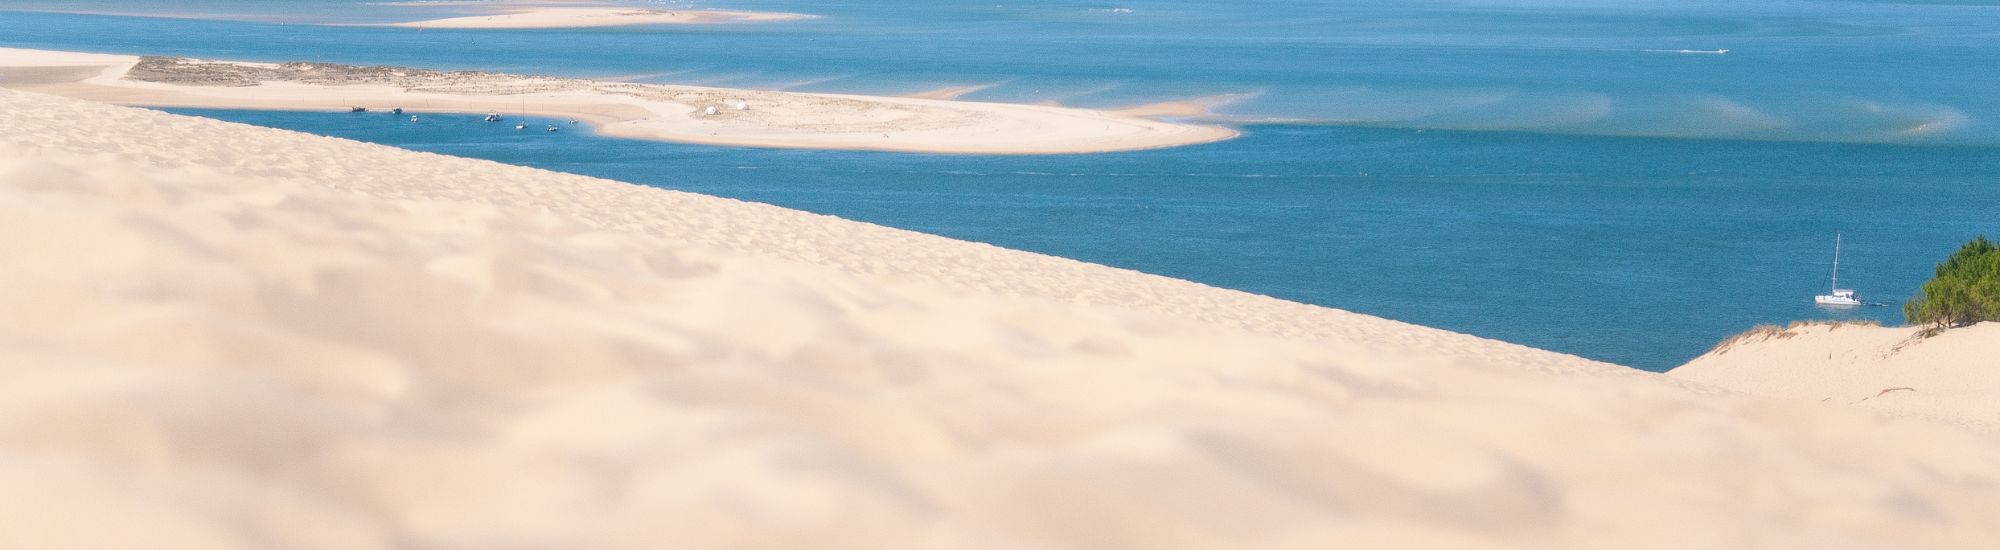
6,88,2000,549
1673,322,2000,432
0,48,1237,155
0,1,812,28
374,7,814,29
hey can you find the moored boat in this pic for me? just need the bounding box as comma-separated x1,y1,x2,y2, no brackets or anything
1814,233,1862,307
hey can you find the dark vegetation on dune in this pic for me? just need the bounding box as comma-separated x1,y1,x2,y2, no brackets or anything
1905,235,2000,331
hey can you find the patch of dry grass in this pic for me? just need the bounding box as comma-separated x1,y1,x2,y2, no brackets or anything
1708,324,1793,355
1707,319,1885,356
1788,319,1880,330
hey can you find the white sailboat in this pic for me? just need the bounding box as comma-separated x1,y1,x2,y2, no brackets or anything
1814,233,1862,307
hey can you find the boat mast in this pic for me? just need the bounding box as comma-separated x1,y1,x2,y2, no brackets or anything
1830,233,1841,292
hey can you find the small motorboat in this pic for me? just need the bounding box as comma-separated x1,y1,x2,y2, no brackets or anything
391,107,404,115
409,115,420,122
349,106,369,113
1814,233,1863,307
546,125,560,133
484,112,503,122
515,123,528,131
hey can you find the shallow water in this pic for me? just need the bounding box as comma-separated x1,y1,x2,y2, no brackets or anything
7,1,2000,370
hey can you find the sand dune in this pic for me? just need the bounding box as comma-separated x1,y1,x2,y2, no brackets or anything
1673,322,2000,432
5,89,2000,547
0,48,1236,155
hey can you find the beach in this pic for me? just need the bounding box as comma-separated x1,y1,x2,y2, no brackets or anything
0,48,1237,155
5,86,2000,548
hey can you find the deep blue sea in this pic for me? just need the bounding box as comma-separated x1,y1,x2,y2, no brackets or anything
5,1,1998,370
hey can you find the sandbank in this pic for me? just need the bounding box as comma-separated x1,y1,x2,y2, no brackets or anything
0,47,1238,155
6,87,2000,548
376,7,814,29
0,1,811,28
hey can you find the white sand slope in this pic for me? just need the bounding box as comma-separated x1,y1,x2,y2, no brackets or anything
0,48,1236,155
380,7,813,29
1673,322,2000,432
4,89,2000,548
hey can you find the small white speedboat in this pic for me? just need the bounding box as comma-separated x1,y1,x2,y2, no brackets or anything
515,123,527,131
485,112,503,122
1814,233,1862,307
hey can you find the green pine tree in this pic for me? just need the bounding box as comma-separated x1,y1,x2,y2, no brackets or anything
1905,236,2000,329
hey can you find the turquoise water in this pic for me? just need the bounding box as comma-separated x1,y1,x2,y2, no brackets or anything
6,2,1999,370
8,2,2000,143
